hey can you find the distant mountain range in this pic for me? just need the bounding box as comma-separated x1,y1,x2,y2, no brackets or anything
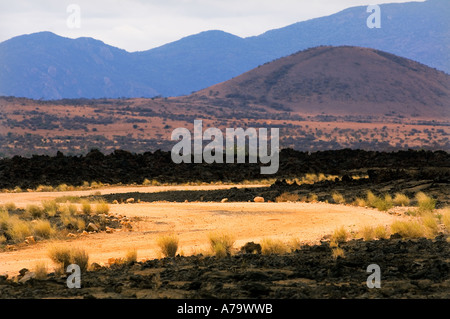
0,0,448,100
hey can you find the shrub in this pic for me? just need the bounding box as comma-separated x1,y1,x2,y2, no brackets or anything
157,234,179,258
442,208,450,231
332,192,346,204
275,192,300,203
390,220,425,238
0,234,6,244
360,226,375,241
307,194,318,202
42,200,59,217
366,191,379,208
374,225,389,239
6,216,32,242
125,249,138,263
95,202,110,215
331,226,348,243
261,238,289,255
415,192,436,213
26,204,44,218
332,247,345,260
377,195,394,211
393,193,410,207
81,200,92,215
208,232,234,258
0,209,10,231
34,262,48,280
421,213,439,238
32,220,56,239
352,198,367,207
48,245,89,272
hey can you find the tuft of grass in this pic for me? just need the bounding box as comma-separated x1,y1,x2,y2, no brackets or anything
80,200,92,215
359,226,375,241
352,197,367,207
0,234,6,244
208,232,234,258
415,192,436,213
393,193,410,207
421,213,439,238
6,216,32,242
442,208,450,232
34,262,48,280
95,201,110,215
331,226,349,243
331,247,345,260
42,200,59,217
260,238,289,255
390,220,425,239
48,245,89,272
125,249,138,263
157,234,179,258
332,192,346,204
374,225,389,239
26,204,44,218
32,220,56,239
275,192,300,203
366,191,379,208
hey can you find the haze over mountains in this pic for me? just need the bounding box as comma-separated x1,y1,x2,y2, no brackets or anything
0,0,448,100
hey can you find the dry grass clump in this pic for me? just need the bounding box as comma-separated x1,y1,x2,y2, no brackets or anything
390,220,425,239
41,200,59,217
208,232,235,258
420,213,439,238
125,249,138,263
4,202,16,212
374,225,390,239
359,226,375,241
48,245,89,272
5,216,32,242
331,226,349,243
442,208,450,231
260,238,289,255
157,234,179,258
352,197,367,207
32,220,56,239
25,204,44,218
366,191,393,211
80,200,92,215
95,201,110,215
415,192,436,213
275,192,300,203
393,193,410,207
331,247,345,260
34,262,48,280
332,192,346,204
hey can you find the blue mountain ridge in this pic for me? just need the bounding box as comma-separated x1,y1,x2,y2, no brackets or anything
0,0,448,99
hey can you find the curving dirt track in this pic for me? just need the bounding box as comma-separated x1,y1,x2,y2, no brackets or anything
0,185,399,276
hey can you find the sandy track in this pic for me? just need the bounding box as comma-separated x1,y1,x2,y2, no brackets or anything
0,187,400,276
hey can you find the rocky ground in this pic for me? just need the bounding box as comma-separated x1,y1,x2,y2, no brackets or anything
99,168,450,207
0,149,449,189
0,236,448,299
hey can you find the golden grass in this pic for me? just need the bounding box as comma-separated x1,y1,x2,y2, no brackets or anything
95,201,110,215
359,226,375,241
260,238,289,255
208,232,234,258
390,220,425,239
393,193,410,207
6,216,32,242
275,192,300,203
331,247,345,260
48,245,89,272
32,220,56,239
81,200,92,215
34,262,48,280
332,192,346,204
374,225,389,239
415,192,436,213
331,226,349,243
352,197,367,207
421,213,439,238
157,234,179,258
41,200,58,217
125,249,138,263
25,204,44,218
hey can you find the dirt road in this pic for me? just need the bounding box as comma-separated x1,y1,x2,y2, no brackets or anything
0,186,399,276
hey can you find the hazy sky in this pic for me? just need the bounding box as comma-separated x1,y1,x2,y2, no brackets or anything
0,0,424,52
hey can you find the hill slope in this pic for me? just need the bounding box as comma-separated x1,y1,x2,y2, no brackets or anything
0,0,448,99
197,46,450,117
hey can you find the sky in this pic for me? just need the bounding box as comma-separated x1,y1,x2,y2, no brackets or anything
0,0,424,52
